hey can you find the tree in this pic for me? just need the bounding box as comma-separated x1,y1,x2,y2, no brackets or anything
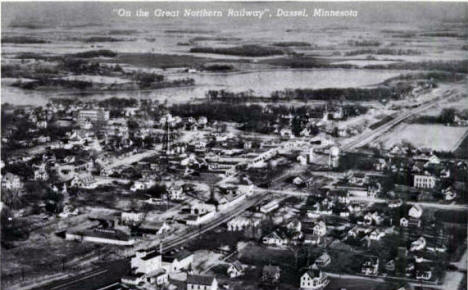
439,108,456,124
146,184,167,198
292,116,303,137
1,189,24,209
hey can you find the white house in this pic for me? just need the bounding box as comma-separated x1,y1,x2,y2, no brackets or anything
70,174,96,189
300,264,329,290
400,217,409,227
408,205,423,219
2,173,23,190
130,179,155,192
162,250,193,273
361,258,379,276
416,270,432,280
263,231,289,247
369,229,386,241
168,185,184,200
313,221,327,237
315,253,331,267
442,187,457,201
287,219,302,233
410,237,426,252
33,163,49,181
191,202,216,215
227,261,246,278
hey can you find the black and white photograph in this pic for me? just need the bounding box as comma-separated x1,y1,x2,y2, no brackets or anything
1,1,467,289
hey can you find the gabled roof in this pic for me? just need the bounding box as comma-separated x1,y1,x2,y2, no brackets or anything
229,261,245,272
187,274,215,286
163,250,193,263
263,265,280,275
304,264,321,279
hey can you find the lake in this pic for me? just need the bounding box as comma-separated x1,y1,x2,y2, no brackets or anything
1,68,404,106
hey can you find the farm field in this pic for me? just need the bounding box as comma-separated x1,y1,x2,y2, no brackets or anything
380,123,468,151
423,95,468,116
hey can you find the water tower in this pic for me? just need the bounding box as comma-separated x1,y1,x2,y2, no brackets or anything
329,146,340,168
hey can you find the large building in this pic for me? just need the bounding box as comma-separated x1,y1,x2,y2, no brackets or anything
77,109,110,124
413,174,436,189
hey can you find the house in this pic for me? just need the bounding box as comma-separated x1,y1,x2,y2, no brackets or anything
400,217,421,228
410,237,426,252
361,258,379,276
130,179,155,192
2,173,23,190
197,116,208,127
442,187,457,201
287,219,302,233
367,182,381,198
33,164,49,181
298,155,308,165
385,260,395,272
133,222,171,237
191,202,216,215
388,199,403,208
327,190,349,204
37,120,48,128
186,212,215,226
408,205,423,219
168,184,184,200
293,176,305,186
440,168,450,178
400,217,409,227
416,270,432,280
315,252,331,267
187,274,218,290
303,234,322,245
263,231,289,247
349,172,367,186
279,128,293,139
227,261,246,278
374,158,387,171
313,221,327,237
369,229,386,241
162,250,193,273
70,174,96,189
426,154,440,165
362,211,384,226
300,264,329,290
262,265,281,283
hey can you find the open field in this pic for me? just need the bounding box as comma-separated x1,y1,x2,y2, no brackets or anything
380,123,468,151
